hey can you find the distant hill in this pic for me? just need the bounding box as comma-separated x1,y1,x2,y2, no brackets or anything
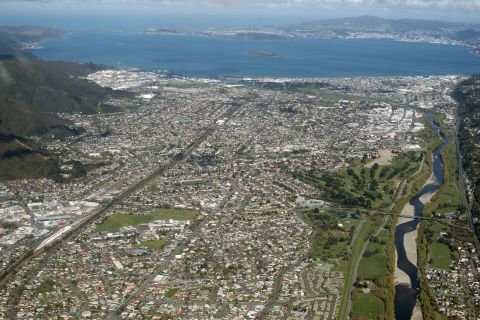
284,15,480,55
286,15,476,33
148,16,480,56
452,29,480,41
0,25,64,47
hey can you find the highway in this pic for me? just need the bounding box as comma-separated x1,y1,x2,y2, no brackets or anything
36,226,72,250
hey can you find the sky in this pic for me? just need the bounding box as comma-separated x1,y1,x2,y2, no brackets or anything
4,0,479,11
0,0,479,29
109,0,480,11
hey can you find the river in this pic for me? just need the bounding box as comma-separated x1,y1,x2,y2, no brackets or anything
394,113,449,320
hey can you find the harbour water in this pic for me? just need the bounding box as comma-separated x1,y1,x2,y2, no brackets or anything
32,32,480,78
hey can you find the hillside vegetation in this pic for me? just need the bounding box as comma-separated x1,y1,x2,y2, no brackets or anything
453,74,480,236
0,27,132,180
0,134,60,181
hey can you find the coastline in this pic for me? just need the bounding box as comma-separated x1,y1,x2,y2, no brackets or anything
31,32,480,79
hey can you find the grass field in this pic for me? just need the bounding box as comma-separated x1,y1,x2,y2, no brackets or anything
161,80,211,89
146,145,165,153
335,220,375,320
95,208,197,232
292,125,307,132
180,179,208,186
333,260,349,273
117,103,139,112
134,239,166,250
428,242,452,269
294,152,420,209
36,278,56,296
431,142,462,208
357,242,389,280
301,87,364,102
376,229,389,243
428,221,447,240
423,114,463,217
302,210,361,264
165,287,179,298
351,293,385,318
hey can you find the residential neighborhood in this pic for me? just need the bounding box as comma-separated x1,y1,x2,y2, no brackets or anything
0,71,478,319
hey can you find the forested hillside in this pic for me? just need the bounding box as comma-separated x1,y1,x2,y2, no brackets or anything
453,74,480,236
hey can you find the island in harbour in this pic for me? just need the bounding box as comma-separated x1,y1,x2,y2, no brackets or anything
248,51,285,59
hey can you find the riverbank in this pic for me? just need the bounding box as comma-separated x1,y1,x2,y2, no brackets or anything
394,172,437,285
411,303,423,320
394,199,415,285
393,112,448,320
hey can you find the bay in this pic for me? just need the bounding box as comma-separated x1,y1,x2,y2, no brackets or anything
33,32,480,78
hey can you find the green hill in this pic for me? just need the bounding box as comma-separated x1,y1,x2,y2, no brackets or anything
0,55,129,180
0,25,131,137
0,56,130,139
0,25,64,43
0,133,61,181
0,99,82,138
0,27,132,180
0,58,127,116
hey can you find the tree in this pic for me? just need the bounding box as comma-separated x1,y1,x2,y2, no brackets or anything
366,199,372,209
370,163,379,178
71,161,87,178
361,153,368,164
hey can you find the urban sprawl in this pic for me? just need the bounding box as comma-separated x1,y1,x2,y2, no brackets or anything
0,71,478,319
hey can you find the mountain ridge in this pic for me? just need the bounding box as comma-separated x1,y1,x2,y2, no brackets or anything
286,15,479,32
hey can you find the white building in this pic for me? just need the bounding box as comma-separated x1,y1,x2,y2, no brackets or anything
295,196,325,209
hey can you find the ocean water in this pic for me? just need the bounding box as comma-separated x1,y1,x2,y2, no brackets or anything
32,31,480,78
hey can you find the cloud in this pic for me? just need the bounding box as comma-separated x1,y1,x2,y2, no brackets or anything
123,0,480,11
0,62,14,86
202,0,480,11
5,0,480,12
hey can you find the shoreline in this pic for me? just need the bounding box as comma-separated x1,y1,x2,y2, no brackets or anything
411,302,423,320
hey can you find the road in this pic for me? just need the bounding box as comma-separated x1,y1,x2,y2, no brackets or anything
107,164,247,319
256,256,307,320
14,139,33,151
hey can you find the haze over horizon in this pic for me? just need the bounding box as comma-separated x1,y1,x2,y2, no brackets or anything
1,0,480,29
